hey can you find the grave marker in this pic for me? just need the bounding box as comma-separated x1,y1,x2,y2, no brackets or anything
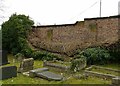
0,50,9,66
18,58,34,73
0,66,17,80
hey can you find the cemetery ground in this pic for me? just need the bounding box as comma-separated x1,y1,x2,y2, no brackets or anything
1,54,120,84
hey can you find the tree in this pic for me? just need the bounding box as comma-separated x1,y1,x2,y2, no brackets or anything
2,14,34,54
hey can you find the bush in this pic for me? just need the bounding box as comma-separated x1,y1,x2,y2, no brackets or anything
14,53,24,58
2,14,34,55
76,47,111,65
31,51,45,60
107,41,120,63
14,53,25,62
31,51,62,61
1,13,62,61
21,47,33,58
70,58,86,72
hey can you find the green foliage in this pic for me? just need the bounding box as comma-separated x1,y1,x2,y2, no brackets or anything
76,47,111,65
14,53,24,58
70,58,86,72
1,13,61,61
107,41,120,63
31,51,62,61
2,14,34,54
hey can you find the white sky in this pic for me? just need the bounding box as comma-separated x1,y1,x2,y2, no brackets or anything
0,0,120,25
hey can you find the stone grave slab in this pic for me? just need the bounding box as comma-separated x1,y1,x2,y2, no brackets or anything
29,68,49,77
36,71,63,81
0,66,17,80
0,50,9,66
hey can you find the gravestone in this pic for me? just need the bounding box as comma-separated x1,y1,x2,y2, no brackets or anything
18,58,34,73
0,66,17,80
36,71,63,81
29,68,49,77
0,50,9,66
29,67,63,81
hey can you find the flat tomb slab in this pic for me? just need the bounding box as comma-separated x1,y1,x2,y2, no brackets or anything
29,68,49,77
36,71,63,81
30,68,49,73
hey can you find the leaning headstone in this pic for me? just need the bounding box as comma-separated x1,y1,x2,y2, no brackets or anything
29,68,49,77
0,50,9,66
36,71,63,81
18,58,34,73
0,66,17,80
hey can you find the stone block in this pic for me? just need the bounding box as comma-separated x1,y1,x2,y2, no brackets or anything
0,66,17,80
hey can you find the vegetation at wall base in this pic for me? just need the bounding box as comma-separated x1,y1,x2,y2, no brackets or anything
70,58,86,72
106,41,120,63
75,47,111,65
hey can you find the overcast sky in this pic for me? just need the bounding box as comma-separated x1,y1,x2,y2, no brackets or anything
0,0,120,25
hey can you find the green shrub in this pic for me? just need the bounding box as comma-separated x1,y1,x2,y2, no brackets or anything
107,41,120,63
31,51,45,60
76,47,111,65
1,13,62,61
2,14,34,54
31,51,62,61
70,58,86,72
21,47,33,58
14,53,24,58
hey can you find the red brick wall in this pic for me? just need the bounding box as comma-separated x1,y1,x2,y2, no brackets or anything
28,16,119,55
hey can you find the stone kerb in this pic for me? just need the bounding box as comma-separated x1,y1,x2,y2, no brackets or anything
43,61,70,72
85,70,117,79
92,65,120,72
85,65,120,80
18,58,34,73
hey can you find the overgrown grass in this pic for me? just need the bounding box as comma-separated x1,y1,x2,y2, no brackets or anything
98,64,120,70
1,54,113,84
91,68,120,76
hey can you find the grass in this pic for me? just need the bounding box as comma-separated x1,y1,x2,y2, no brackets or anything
98,64,120,70
1,54,113,84
91,68,120,76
